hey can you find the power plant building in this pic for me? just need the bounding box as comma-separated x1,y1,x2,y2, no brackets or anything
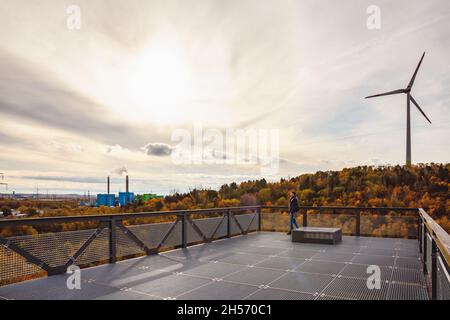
119,192,134,206
97,176,116,207
96,175,159,207
135,193,163,203
97,194,115,207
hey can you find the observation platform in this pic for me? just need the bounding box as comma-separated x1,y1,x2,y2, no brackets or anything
0,232,428,300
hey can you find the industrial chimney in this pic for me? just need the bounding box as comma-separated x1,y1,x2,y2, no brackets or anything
107,176,110,194
126,175,129,193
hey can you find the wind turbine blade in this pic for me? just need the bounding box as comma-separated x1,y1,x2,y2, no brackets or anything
410,95,431,124
365,89,405,99
407,52,425,89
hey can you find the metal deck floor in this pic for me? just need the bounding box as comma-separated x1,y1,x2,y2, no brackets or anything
0,232,429,300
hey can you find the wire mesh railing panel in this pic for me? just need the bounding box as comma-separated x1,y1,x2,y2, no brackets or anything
128,222,170,249
307,213,355,235
212,217,228,239
186,220,202,243
7,229,98,268
74,227,109,266
115,227,145,259
361,212,417,238
128,221,181,250
437,257,450,300
230,212,258,235
0,245,46,286
229,214,240,235
236,212,258,231
260,209,418,238
190,216,227,242
261,210,293,232
163,222,182,248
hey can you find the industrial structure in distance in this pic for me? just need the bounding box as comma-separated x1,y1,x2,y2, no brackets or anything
96,175,162,207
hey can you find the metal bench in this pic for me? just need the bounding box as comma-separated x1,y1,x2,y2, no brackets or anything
292,227,342,244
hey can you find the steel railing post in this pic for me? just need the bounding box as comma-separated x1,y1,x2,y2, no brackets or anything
257,207,262,231
109,218,117,263
431,233,437,300
356,211,361,237
227,210,231,238
418,215,423,253
423,227,428,274
302,210,307,227
181,213,187,248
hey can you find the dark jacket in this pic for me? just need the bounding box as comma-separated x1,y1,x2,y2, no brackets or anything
289,196,299,213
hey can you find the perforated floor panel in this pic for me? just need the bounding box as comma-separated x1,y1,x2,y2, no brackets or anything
0,233,429,300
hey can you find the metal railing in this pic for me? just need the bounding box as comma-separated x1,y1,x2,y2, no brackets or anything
261,205,419,238
0,206,261,283
0,205,449,300
418,208,450,300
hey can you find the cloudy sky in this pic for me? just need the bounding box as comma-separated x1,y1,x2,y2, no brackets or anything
0,0,449,195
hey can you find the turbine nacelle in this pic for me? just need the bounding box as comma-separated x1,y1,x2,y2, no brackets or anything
365,52,431,124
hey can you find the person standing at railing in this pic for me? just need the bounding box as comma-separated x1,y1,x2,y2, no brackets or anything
287,191,300,235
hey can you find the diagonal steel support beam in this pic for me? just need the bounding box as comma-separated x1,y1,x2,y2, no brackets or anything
244,213,257,233
116,222,151,254
187,216,209,243
231,212,246,235
153,220,179,253
209,215,227,241
64,226,107,269
0,235,52,273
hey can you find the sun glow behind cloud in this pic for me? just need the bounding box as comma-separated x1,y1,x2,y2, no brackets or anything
124,42,194,123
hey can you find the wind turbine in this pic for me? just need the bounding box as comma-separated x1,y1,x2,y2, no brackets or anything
365,52,431,166
0,173,7,196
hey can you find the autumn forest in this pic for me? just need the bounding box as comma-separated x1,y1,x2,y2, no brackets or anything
0,163,448,238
